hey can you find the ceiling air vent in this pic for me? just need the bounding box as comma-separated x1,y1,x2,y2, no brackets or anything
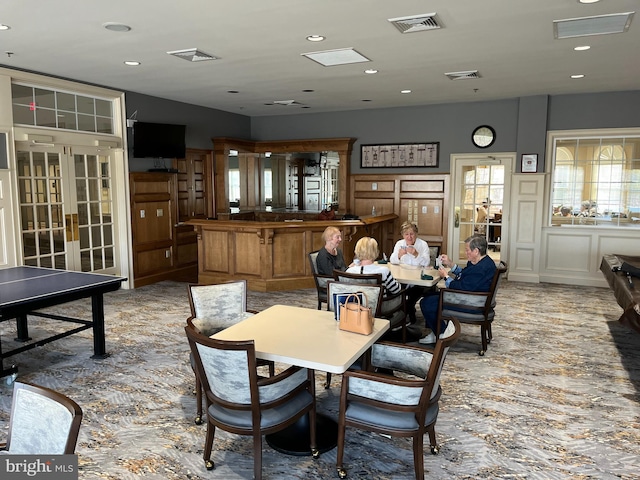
388,13,442,34
445,70,480,80
554,12,634,39
167,48,219,62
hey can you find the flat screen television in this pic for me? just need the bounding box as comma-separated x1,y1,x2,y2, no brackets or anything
133,122,186,159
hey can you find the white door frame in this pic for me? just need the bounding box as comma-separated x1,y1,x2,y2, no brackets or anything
449,152,515,264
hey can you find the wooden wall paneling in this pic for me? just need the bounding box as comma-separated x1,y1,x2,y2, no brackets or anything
351,173,449,255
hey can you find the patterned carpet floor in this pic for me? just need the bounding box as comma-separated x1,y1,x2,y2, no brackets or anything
1,280,639,479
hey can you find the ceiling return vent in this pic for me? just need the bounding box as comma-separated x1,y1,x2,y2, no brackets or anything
167,48,219,62
554,12,634,39
388,13,442,33
445,70,480,80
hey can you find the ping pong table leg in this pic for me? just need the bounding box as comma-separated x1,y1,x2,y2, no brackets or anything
91,293,109,359
15,314,32,342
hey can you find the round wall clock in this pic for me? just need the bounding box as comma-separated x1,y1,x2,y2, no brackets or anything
472,125,496,148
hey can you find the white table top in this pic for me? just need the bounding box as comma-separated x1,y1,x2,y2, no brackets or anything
212,304,390,374
385,263,444,287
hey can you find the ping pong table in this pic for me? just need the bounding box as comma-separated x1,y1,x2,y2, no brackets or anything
0,266,126,379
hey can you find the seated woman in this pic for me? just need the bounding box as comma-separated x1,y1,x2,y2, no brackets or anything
316,226,347,276
390,221,431,324
419,234,496,344
346,237,401,297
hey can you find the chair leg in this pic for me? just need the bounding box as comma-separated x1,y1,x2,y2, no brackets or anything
427,424,439,455
203,421,216,470
487,322,493,343
195,374,204,425
479,324,489,356
325,372,332,389
413,434,426,480
336,421,347,478
253,434,263,480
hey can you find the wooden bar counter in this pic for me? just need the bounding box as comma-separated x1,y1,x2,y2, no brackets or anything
187,213,397,292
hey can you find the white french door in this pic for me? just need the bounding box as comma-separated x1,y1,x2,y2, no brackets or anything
15,142,118,273
450,154,514,264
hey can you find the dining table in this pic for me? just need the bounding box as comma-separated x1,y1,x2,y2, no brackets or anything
212,304,390,455
384,263,445,287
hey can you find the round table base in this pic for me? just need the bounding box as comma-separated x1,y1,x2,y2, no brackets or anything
266,413,338,456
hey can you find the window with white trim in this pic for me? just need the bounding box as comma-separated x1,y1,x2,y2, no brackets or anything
550,133,640,227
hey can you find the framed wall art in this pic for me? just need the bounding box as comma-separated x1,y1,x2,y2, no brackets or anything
521,153,538,173
361,142,439,168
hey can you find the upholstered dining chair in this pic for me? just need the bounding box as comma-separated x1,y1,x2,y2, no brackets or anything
0,381,83,455
308,250,333,310
437,260,508,356
187,281,275,424
335,318,460,480
333,269,408,343
184,324,318,479
323,281,384,388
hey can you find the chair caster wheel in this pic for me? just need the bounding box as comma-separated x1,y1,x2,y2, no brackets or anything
337,467,347,478
430,445,439,455
205,459,215,471
479,350,485,356
194,415,203,425
311,448,320,459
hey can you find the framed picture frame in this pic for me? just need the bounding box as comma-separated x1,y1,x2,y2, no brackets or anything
361,142,439,168
521,153,538,173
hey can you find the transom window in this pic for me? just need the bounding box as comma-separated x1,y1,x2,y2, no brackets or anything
11,83,114,134
550,133,640,227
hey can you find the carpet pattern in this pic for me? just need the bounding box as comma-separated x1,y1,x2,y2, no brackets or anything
1,280,639,479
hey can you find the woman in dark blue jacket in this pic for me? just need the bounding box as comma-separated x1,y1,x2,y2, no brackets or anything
419,235,496,344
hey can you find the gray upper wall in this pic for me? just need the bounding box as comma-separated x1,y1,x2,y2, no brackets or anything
125,89,640,173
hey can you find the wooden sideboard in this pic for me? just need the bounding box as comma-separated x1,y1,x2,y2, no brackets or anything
186,214,397,292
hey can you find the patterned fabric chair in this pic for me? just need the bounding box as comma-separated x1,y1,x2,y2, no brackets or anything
336,319,460,480
437,260,508,356
308,250,333,310
333,269,408,343
323,281,384,388
184,324,318,479
0,381,82,454
187,281,275,424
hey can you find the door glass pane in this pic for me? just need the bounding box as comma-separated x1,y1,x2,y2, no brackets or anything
77,203,88,225
39,231,52,255
92,249,103,270
53,230,65,253
79,226,90,249
36,205,50,229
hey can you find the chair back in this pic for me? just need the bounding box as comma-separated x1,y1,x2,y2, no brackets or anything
333,269,382,285
326,281,383,316
489,261,508,308
4,381,83,454
186,325,258,406
308,250,333,309
370,318,460,401
187,280,253,333
428,245,441,263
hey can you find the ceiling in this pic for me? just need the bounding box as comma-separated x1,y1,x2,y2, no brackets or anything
0,0,638,117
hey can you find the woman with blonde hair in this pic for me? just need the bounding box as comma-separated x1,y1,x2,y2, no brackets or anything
346,237,401,297
316,226,347,275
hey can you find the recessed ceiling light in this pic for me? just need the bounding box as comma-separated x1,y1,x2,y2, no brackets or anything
103,22,131,32
306,35,325,42
574,45,591,51
362,99,372,102
302,89,314,93
401,89,412,94
301,106,311,109
364,69,378,74
124,61,140,66
578,0,600,4
571,74,585,79
0,24,11,31
227,90,239,94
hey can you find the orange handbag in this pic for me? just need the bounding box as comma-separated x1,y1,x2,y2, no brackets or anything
339,293,374,335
